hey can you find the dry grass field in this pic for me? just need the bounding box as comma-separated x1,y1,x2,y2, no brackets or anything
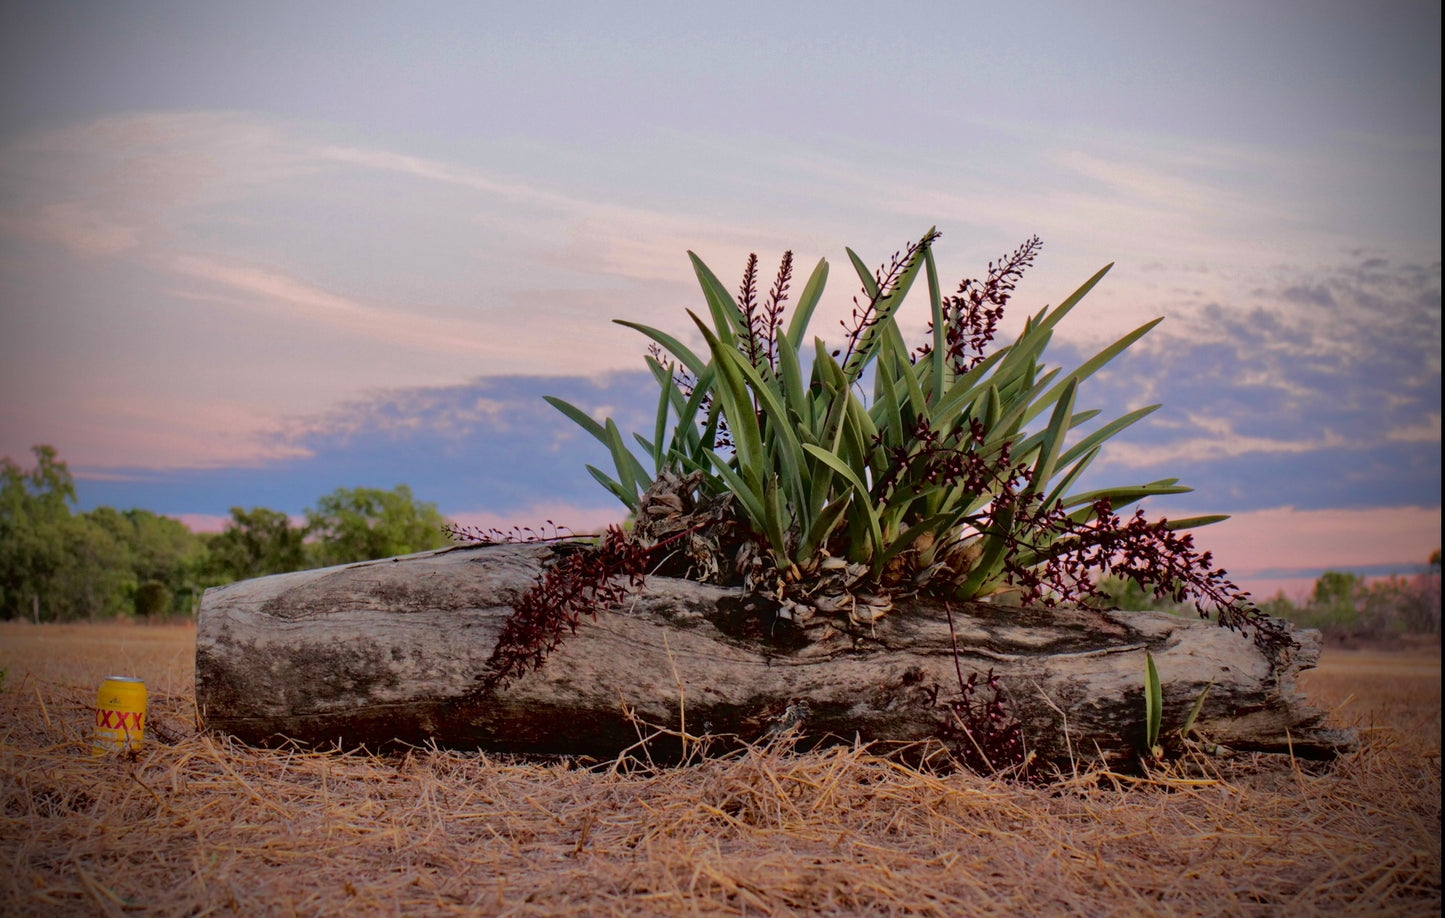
1,621,1439,916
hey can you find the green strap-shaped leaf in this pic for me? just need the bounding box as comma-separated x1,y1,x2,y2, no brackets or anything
925,245,946,402
615,320,709,379
1145,651,1163,752
585,464,636,512
799,495,851,561
544,395,608,445
688,252,749,340
1023,318,1163,428
1052,405,1160,471
802,443,884,563
931,348,1009,426
716,386,765,499
1037,263,1114,336
1013,408,1100,462
704,448,770,541
988,319,1053,397
714,345,808,526
763,478,790,563
650,363,675,473
1162,515,1229,530
956,502,1015,598
875,509,963,568
694,396,723,466
1180,681,1213,738
1043,445,1100,511
988,367,1063,453
806,347,853,524
813,337,846,390
644,354,670,388
1026,377,1078,501
670,364,718,457
604,418,648,505
842,389,880,476
846,247,880,300
784,258,829,350
983,384,1003,431
1061,479,1194,515
872,345,906,453
776,333,809,434
547,403,649,511
883,318,929,424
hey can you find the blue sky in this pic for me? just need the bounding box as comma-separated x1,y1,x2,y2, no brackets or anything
1,1,1439,597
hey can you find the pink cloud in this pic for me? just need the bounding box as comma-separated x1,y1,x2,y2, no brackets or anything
164,253,500,358
41,396,312,470
176,513,230,534
174,512,306,533
1188,505,1441,600
0,201,142,256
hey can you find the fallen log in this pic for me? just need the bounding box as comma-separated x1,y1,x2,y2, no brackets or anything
195,542,1353,770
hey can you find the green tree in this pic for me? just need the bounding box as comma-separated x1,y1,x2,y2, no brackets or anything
206,506,310,583
1301,570,1363,631
0,445,79,620
121,508,210,613
306,485,449,567
1257,591,1301,624
87,506,210,616
1096,575,1190,614
133,580,172,618
50,515,133,619
1237,556,1440,641
1311,570,1360,609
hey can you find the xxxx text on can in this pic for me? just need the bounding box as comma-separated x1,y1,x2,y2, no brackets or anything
94,676,147,755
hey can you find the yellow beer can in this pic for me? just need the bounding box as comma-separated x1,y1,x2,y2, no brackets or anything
94,676,147,755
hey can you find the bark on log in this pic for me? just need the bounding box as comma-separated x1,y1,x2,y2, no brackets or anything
196,543,1353,769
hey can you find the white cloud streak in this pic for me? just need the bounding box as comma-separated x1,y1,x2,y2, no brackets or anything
164,252,506,358
1104,414,1352,467
1388,414,1442,444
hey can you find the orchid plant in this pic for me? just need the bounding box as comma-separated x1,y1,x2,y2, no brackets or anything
544,229,1290,653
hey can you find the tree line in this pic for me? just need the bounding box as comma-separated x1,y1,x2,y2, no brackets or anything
5,443,1438,637
1101,552,1441,642
1,445,451,622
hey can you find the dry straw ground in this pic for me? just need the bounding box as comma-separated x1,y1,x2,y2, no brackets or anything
1,621,1439,916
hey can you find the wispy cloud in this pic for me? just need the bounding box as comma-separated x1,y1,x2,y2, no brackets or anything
313,139,797,288
0,201,142,256
1105,415,1350,467
0,111,318,233
313,144,583,214
1388,414,1442,443
25,395,311,471
164,252,507,358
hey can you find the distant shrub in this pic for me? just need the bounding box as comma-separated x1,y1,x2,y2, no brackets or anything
1096,575,1191,615
134,580,172,619
1252,559,1441,643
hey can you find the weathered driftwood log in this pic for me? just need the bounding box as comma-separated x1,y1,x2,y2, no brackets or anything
196,543,1353,769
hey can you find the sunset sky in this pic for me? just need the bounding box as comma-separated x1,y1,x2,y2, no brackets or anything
1,1,1439,599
